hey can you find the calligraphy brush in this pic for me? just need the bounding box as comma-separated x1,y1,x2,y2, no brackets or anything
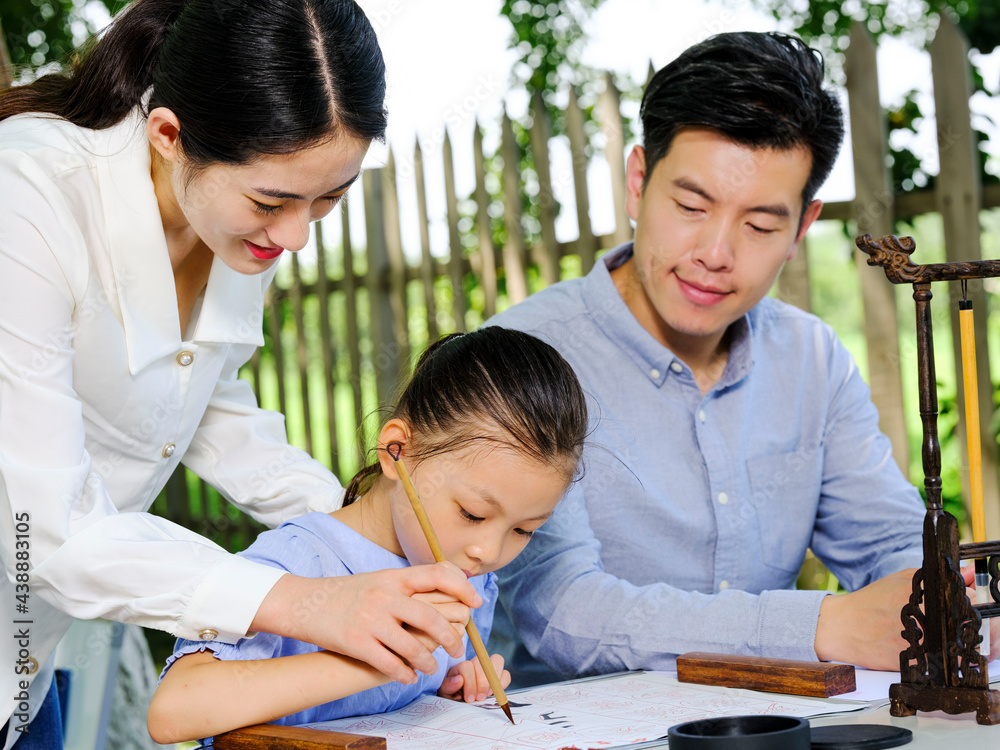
386,442,515,724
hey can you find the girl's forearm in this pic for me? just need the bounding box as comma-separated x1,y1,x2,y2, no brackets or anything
147,649,388,744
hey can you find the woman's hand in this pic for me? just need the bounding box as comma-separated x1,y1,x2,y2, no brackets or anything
438,653,509,703
251,561,481,684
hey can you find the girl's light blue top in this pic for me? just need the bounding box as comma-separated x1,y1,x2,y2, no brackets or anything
164,512,497,741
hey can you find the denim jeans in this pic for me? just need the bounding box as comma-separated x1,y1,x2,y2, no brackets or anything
0,677,63,750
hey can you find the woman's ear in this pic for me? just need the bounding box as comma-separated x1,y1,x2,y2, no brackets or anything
376,419,412,481
147,107,183,163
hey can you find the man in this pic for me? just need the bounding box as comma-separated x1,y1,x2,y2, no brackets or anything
486,31,937,687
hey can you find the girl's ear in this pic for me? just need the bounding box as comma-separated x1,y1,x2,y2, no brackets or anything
376,419,412,481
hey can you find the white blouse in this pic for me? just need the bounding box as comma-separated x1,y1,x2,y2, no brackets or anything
0,111,343,733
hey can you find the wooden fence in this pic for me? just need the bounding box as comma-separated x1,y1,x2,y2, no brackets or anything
4,19,998,549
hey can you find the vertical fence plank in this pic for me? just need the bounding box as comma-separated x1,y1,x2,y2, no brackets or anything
845,22,910,476
247,348,261,401
776,235,812,312
289,253,313,456
529,92,560,286
363,169,400,407
413,141,439,342
382,150,411,380
501,110,529,304
599,72,632,247
931,16,1000,539
0,20,12,90
265,286,287,417
340,208,365,465
314,221,339,471
443,131,467,332
473,121,498,318
566,86,596,272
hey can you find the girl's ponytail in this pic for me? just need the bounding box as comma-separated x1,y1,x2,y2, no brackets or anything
0,0,184,128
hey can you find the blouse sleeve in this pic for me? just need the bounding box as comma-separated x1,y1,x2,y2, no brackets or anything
0,145,283,644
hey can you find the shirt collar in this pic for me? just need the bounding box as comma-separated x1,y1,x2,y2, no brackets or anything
94,112,268,374
582,242,755,390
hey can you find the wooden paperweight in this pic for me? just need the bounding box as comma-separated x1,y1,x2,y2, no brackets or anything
677,652,856,698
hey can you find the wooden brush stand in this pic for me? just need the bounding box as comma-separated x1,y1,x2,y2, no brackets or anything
856,233,1000,724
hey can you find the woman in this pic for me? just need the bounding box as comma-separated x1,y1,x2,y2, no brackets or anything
0,2,479,747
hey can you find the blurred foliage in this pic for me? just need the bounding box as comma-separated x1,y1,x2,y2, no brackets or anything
1,0,116,74
738,0,999,190
742,0,999,56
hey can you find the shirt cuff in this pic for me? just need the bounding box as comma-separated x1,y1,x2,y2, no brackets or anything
176,554,286,644
756,588,831,661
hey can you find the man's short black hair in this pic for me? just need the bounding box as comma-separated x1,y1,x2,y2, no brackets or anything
640,32,844,206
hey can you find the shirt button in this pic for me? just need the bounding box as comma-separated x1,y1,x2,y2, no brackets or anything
718,492,729,505
650,368,661,380
719,580,730,591
162,443,176,458
198,628,219,641
23,656,38,674
698,410,707,423
176,351,194,366
670,362,683,373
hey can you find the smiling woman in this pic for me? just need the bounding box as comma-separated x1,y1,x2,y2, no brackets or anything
0,2,489,748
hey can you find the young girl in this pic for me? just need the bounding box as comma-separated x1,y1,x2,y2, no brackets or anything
147,326,589,745
1,2,481,745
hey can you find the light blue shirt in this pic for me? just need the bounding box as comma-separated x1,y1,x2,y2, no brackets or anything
165,512,498,742
486,243,924,686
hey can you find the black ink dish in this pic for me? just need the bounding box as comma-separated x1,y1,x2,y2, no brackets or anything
667,715,811,749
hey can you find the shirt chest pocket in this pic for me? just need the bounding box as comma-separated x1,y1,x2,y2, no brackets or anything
746,447,822,576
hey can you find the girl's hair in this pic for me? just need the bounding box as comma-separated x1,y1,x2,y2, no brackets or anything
0,0,387,164
343,327,589,506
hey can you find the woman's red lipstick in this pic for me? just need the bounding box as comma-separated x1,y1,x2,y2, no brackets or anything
245,240,284,260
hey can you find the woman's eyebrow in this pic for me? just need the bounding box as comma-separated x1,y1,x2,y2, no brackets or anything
251,171,361,200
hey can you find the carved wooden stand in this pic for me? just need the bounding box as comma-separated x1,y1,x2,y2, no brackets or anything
857,233,1000,724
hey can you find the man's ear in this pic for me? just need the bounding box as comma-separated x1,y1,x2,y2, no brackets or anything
788,199,824,260
147,107,183,163
376,419,412,481
624,145,647,223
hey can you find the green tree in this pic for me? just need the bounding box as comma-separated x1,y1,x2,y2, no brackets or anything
736,0,998,187
1,0,116,76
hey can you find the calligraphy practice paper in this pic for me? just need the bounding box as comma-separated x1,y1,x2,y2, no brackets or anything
300,672,866,750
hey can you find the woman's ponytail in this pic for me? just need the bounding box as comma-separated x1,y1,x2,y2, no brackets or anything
2,1,386,166
0,0,184,127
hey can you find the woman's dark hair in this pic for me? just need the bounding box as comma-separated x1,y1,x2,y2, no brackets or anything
0,0,387,163
343,327,589,506
640,31,844,207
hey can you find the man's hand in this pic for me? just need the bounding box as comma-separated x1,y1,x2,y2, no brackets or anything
816,566,1000,670
961,565,1000,657
438,653,510,703
814,568,915,670
251,561,482,684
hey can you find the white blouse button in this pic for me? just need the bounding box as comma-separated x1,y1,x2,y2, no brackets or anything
650,368,661,380
719,580,730,591
162,443,176,458
698,410,707,423
198,628,219,641
176,351,194,366
718,492,729,505
669,362,683,373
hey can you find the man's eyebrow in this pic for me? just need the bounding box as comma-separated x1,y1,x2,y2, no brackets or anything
673,177,714,202
251,172,361,201
746,203,790,218
673,177,790,218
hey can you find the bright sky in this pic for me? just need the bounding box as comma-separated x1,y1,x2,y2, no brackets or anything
349,0,1000,262
82,0,1000,261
